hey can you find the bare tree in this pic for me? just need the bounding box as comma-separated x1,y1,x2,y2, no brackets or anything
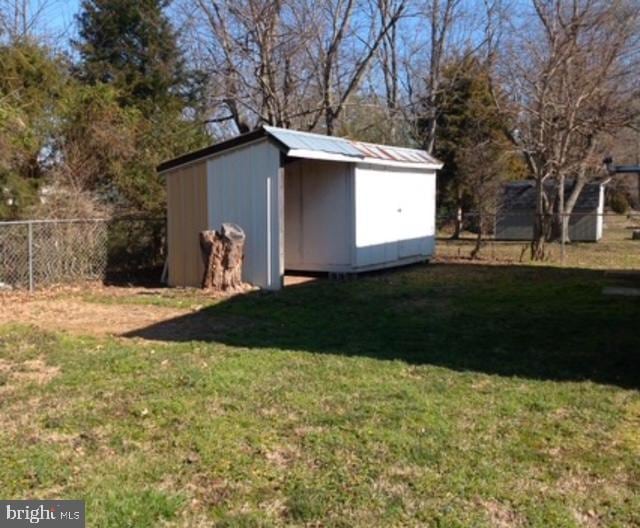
378,0,400,114
294,0,406,134
0,0,71,44
407,0,503,155
420,0,461,154
179,0,405,136
495,0,640,259
174,0,312,133
0,0,31,40
362,0,405,142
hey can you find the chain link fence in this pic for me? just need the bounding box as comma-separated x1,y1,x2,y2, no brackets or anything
0,218,166,291
436,211,640,267
1,213,637,290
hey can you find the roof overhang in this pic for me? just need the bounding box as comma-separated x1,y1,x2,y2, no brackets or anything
157,128,273,173
286,148,442,170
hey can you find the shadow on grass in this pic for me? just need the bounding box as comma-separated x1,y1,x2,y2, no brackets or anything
125,263,640,390
104,267,166,288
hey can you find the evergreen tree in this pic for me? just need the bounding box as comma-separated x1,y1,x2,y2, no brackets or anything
424,55,526,240
74,0,186,115
73,0,209,215
0,42,68,218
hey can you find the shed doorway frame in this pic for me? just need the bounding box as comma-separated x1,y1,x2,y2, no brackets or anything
283,158,354,274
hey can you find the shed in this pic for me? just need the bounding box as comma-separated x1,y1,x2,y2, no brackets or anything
158,126,442,290
495,179,607,242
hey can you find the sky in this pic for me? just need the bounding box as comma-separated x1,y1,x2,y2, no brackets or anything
50,0,79,29
28,0,80,46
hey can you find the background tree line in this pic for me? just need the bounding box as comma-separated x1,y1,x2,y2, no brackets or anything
1,0,639,259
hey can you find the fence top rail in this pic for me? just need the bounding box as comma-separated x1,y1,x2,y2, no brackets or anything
0,217,165,226
437,212,640,218
0,218,109,226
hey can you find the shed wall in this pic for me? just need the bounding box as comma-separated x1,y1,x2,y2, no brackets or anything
166,161,209,287
495,209,601,242
207,139,283,289
354,164,436,268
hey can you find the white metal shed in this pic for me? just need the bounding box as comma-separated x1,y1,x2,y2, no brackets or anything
158,126,442,290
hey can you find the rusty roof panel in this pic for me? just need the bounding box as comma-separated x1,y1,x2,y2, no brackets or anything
350,140,437,164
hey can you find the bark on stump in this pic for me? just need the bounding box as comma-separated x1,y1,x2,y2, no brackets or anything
200,223,246,291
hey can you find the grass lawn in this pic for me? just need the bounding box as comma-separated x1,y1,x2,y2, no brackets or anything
1,263,639,526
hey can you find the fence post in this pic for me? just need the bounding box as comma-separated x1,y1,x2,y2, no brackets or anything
28,221,34,292
560,213,566,265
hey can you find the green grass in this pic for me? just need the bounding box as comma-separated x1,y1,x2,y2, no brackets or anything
1,263,639,526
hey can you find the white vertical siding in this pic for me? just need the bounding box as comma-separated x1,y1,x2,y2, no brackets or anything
596,185,604,241
354,164,436,268
284,160,352,270
207,140,283,289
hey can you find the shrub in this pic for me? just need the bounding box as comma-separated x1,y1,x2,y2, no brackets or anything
609,190,630,214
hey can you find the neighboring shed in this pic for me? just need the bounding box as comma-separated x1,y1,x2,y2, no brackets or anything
158,126,442,290
495,180,607,242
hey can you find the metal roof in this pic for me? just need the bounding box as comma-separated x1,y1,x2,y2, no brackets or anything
502,180,606,211
158,126,442,172
264,127,363,157
264,126,441,168
611,165,640,174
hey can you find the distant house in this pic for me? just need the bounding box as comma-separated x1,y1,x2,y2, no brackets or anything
495,180,608,242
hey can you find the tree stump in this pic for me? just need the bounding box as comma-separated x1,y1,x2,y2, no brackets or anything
200,223,246,291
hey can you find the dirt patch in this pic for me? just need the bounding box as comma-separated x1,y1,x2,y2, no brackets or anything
0,357,60,394
0,298,192,337
263,445,299,469
0,282,239,307
13,358,60,385
572,508,602,528
0,283,254,342
0,292,250,343
478,499,524,528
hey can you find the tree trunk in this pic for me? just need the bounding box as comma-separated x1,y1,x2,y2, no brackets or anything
200,223,246,291
451,204,463,239
470,214,483,259
551,202,569,243
531,211,555,260
560,172,590,244
561,214,570,245
557,172,566,244
531,178,548,260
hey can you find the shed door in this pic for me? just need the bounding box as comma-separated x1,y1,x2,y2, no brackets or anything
355,164,435,267
396,171,431,258
354,166,399,265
